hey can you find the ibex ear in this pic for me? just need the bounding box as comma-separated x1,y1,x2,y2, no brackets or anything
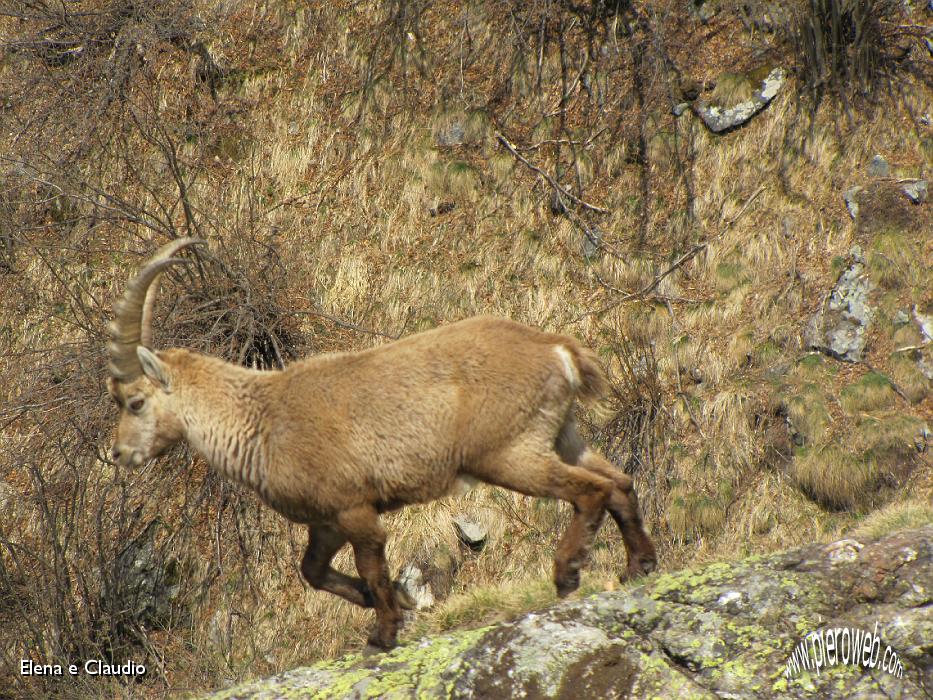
137,347,172,392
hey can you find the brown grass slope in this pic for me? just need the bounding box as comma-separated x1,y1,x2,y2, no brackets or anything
0,1,931,697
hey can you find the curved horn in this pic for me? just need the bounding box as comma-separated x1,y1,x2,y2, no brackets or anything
108,238,205,381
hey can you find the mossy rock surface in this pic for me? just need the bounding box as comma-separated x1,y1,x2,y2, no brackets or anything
205,527,933,699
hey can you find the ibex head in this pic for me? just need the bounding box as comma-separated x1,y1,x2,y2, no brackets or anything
106,238,204,466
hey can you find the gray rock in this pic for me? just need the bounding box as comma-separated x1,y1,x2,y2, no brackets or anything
694,0,718,22
396,563,435,610
868,154,890,177
437,122,466,147
672,101,690,116
894,310,911,326
694,67,785,132
115,520,180,627
452,515,487,550
582,225,603,260
844,186,863,219
919,353,933,381
913,305,933,342
902,179,928,204
805,258,874,362
205,526,933,700
849,244,864,264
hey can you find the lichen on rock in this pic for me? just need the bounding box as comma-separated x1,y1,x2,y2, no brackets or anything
205,526,933,699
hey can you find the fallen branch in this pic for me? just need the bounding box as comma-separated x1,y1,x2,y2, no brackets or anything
495,131,609,215
291,308,398,340
572,243,708,322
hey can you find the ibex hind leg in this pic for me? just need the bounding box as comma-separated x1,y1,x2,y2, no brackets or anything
468,447,612,597
556,416,657,580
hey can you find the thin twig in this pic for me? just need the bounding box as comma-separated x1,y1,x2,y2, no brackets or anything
495,131,609,214
291,308,398,340
722,185,766,229
573,243,708,322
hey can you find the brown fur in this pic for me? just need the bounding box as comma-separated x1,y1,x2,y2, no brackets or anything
109,267,657,649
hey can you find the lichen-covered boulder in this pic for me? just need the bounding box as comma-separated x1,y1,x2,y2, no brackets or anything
805,250,874,362
695,67,785,133
206,526,932,699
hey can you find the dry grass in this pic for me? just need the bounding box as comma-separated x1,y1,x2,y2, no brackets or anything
850,500,933,541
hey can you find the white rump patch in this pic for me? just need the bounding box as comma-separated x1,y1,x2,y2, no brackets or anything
554,345,580,388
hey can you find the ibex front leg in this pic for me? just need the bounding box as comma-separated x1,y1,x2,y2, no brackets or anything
340,506,403,650
301,525,374,607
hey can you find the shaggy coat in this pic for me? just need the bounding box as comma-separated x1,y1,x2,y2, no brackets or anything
107,239,657,649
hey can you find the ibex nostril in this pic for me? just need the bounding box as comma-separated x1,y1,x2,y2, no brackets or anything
111,447,121,461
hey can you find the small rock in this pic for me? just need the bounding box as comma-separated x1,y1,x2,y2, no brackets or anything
115,520,180,626
848,244,864,264
825,539,863,564
453,515,487,550
672,102,690,117
919,354,933,381
844,186,862,219
695,1,717,22
867,154,890,177
805,258,873,362
913,305,933,342
902,179,928,204
429,201,456,217
915,424,929,453
893,310,910,326
582,226,603,259
209,609,233,650
437,122,466,147
396,564,435,610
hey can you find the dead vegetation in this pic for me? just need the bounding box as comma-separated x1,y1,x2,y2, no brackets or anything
0,0,931,696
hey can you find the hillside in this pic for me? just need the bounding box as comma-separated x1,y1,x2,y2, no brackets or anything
207,526,933,699
1,1,931,697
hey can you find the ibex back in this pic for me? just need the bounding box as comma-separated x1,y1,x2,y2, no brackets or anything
105,238,657,649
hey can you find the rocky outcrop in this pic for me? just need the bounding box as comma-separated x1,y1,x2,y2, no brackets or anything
207,526,932,699
805,249,874,362
694,67,785,132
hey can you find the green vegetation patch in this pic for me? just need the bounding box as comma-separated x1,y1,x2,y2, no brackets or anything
839,371,897,414
784,383,832,445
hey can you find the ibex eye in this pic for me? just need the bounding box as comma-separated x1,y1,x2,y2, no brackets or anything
128,398,145,412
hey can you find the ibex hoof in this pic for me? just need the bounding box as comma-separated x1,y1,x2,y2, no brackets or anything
555,569,581,597
619,555,657,583
362,643,388,657
366,630,398,651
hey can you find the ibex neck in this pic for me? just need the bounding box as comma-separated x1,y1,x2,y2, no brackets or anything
177,359,272,494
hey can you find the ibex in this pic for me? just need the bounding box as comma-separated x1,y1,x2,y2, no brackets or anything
106,238,657,649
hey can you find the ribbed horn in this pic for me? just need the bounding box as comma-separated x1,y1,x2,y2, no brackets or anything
108,238,205,381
